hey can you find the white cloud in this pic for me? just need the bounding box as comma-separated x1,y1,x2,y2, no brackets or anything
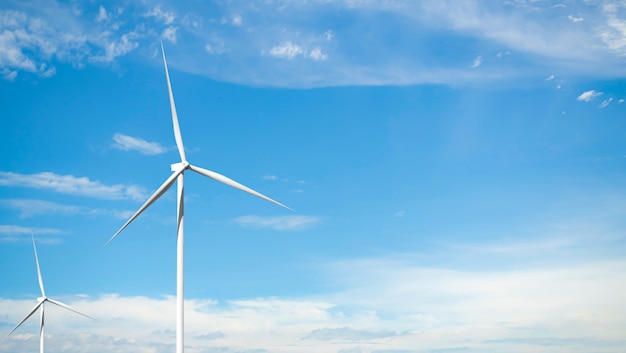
161,27,177,44
545,74,554,81
4,1,626,87
1,68,17,81
0,198,133,220
91,32,140,63
0,11,59,77
112,133,167,155
0,171,147,201
268,42,304,59
0,7,160,79
598,2,626,56
0,225,62,242
97,6,108,22
0,198,81,218
324,30,335,41
303,327,402,341
600,97,613,108
568,15,584,22
1,257,625,352
234,215,320,230
393,210,405,217
619,98,625,103
262,175,278,181
205,36,229,55
577,89,603,102
309,47,328,61
495,51,510,59
145,6,175,25
471,55,482,68
0,225,61,235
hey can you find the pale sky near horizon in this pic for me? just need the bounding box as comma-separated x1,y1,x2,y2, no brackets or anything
1,1,626,352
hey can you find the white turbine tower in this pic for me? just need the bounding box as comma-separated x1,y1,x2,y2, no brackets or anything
4,235,93,353
106,43,290,353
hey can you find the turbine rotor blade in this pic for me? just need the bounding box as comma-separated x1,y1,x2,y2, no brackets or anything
47,298,94,320
106,168,183,246
31,235,45,297
4,301,43,338
161,42,186,162
188,164,292,210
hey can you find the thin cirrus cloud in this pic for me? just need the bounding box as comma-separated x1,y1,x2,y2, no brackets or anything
0,224,62,235
0,171,147,201
0,198,81,218
0,224,62,242
234,215,320,231
112,133,168,155
0,198,134,220
470,55,482,68
599,97,613,109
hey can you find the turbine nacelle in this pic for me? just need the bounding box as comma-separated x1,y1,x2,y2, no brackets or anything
171,161,190,172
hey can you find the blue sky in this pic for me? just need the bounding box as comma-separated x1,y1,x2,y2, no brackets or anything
1,0,626,352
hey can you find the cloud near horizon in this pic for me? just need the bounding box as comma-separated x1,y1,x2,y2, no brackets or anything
1,255,625,353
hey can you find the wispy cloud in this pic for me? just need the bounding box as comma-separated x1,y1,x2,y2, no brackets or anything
598,3,626,56
303,327,403,341
267,42,304,60
112,133,167,155
90,32,140,63
0,225,62,242
0,198,133,219
0,198,81,218
0,224,62,235
0,5,147,80
262,175,279,181
161,26,177,44
568,15,584,23
577,90,603,102
144,5,175,25
470,55,482,68
96,6,108,22
600,97,614,108
309,47,328,61
234,215,320,230
231,15,242,26
4,1,626,87
0,171,146,201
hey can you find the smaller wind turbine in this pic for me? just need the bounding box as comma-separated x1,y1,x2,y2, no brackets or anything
3,235,93,353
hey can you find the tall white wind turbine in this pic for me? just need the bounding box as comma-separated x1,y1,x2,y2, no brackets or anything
4,236,93,353
106,43,290,353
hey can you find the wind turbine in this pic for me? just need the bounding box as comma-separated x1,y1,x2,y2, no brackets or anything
4,235,93,353
106,43,290,353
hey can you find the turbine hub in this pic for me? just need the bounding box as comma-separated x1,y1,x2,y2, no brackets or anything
171,162,189,171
